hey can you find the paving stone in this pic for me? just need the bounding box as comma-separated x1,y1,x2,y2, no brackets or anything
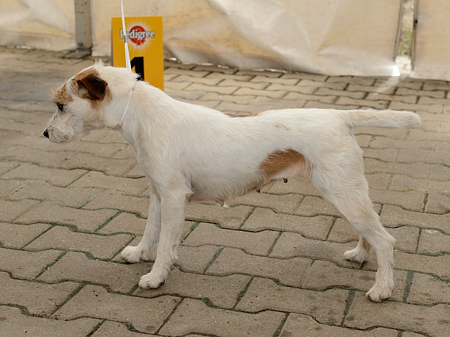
270,232,355,265
399,149,450,166
381,205,450,233
186,82,238,95
46,140,125,157
284,91,337,103
15,201,117,232
185,203,253,229
267,177,321,196
214,101,262,114
182,222,279,256
285,73,328,81
59,152,135,176
327,76,375,86
0,248,61,279
2,163,87,186
236,278,348,325
397,87,446,99
302,260,407,301
0,179,25,198
252,75,299,85
425,193,450,214
96,212,147,235
124,164,145,178
316,87,366,98
24,226,132,260
176,244,222,273
69,171,148,195
364,158,429,179
345,294,450,337
0,199,39,222
0,145,71,167
390,175,450,195
327,218,420,253
84,190,149,217
0,271,79,316
303,101,359,110
394,251,450,281
9,181,100,207
251,97,307,110
295,196,341,217
280,313,398,337
0,306,100,337
417,229,450,255
135,268,250,308
207,247,311,287
408,129,450,142
370,136,434,151
38,252,148,293
365,172,392,190
199,91,255,104
266,83,316,94
219,79,268,89
159,298,285,337
361,148,398,162
92,321,157,337
242,207,332,240
369,189,425,211
0,222,50,248
336,97,389,109
407,273,450,305
0,161,19,176
53,285,180,334
367,92,417,104
356,126,408,139
389,101,443,113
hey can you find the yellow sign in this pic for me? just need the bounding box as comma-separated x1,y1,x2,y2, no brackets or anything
112,16,164,91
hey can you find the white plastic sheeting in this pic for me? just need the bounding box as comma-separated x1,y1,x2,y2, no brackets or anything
1,0,404,76
411,0,450,81
0,0,76,51
91,0,403,76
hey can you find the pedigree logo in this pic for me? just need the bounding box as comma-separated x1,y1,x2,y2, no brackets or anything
120,25,155,46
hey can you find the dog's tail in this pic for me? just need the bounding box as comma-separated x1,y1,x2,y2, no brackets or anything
344,109,421,128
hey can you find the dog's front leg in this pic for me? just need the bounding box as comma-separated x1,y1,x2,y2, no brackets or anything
121,188,161,263
139,189,187,289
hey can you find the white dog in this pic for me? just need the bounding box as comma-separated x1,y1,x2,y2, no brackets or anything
44,64,420,302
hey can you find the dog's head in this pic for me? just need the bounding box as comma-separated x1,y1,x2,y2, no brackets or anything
43,63,137,143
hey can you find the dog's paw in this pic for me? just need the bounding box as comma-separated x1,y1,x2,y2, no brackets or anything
344,247,369,264
139,272,166,289
120,245,150,263
366,284,392,302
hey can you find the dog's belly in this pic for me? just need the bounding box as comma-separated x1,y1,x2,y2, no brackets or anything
187,148,312,203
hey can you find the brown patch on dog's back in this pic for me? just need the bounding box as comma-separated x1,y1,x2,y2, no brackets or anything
259,149,313,181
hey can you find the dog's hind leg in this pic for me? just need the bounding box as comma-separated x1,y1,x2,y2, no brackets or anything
344,235,371,264
312,157,395,302
121,188,161,263
139,189,187,289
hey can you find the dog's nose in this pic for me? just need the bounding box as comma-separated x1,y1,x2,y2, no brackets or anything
43,129,49,138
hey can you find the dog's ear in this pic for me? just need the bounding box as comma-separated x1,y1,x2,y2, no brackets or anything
77,73,108,101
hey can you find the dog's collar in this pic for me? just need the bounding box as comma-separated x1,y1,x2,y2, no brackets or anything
118,85,135,127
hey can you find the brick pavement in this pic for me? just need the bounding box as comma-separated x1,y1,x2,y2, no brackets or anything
0,46,449,337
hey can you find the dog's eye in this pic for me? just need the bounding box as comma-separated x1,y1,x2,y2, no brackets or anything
56,103,64,112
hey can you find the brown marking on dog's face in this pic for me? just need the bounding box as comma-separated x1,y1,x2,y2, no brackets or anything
71,68,109,109
259,149,313,180
51,83,74,106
